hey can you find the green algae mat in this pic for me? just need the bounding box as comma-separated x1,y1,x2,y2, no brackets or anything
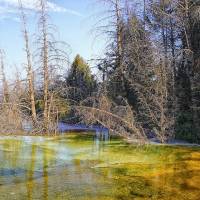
0,134,199,200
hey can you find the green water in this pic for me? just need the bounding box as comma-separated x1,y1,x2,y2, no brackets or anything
0,134,199,200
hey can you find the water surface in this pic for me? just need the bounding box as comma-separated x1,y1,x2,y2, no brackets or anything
0,134,199,200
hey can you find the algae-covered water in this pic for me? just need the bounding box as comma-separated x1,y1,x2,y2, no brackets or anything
0,134,199,200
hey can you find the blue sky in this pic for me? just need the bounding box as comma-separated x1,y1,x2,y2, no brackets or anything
0,0,106,78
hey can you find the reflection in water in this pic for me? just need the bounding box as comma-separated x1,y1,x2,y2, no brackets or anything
95,129,109,141
43,148,49,200
0,135,199,200
26,145,36,200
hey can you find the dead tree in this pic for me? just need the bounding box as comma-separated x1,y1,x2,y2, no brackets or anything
35,0,69,133
0,51,25,134
18,0,37,124
94,0,127,98
37,0,49,131
77,95,147,142
0,50,9,103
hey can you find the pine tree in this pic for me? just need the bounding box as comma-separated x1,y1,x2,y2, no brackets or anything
66,55,96,103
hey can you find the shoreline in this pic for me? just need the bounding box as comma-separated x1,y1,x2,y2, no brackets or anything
125,137,200,147
0,132,199,147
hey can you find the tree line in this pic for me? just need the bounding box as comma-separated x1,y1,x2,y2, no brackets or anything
0,0,199,143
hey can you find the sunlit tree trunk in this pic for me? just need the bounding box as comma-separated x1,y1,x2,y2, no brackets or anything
18,0,37,124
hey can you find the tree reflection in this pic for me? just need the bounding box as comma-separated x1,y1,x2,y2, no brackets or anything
26,144,36,200
43,147,49,200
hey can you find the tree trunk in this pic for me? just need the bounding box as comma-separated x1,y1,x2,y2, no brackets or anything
0,50,9,103
18,0,37,124
39,0,49,132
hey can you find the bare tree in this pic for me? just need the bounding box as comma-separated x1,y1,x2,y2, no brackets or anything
37,0,49,131
0,51,25,134
0,50,9,103
35,0,69,132
77,95,147,142
18,0,37,124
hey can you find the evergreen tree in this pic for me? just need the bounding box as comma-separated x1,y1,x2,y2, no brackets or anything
188,0,200,142
66,55,97,103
